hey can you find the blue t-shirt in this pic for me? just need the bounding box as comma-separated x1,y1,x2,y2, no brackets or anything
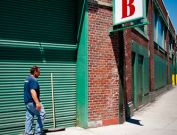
24,75,40,104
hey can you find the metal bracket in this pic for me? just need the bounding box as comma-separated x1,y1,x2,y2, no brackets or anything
109,20,149,35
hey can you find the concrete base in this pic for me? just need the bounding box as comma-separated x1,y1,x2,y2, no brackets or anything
88,120,102,128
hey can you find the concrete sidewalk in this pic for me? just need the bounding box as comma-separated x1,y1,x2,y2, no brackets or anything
47,86,177,135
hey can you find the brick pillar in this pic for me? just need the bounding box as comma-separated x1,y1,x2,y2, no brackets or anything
88,1,119,127
148,0,155,92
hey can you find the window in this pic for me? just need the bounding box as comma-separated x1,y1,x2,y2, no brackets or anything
153,12,158,42
153,9,165,49
168,35,173,58
158,17,165,48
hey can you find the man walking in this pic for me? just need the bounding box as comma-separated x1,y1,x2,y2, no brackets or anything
24,66,45,135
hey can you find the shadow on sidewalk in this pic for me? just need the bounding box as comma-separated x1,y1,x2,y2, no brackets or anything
127,118,144,126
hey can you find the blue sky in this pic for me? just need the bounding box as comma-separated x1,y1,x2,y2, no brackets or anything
163,0,177,32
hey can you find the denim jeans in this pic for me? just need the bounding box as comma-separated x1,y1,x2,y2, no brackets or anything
25,102,46,135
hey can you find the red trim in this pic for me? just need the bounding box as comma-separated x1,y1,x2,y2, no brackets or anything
102,118,119,126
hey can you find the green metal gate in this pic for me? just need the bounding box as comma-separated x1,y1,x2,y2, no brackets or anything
0,0,77,134
0,42,77,134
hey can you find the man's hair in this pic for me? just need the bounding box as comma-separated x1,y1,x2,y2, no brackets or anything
30,66,39,74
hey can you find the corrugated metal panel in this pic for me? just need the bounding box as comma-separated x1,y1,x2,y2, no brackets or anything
0,0,77,44
154,55,167,89
0,1,77,134
0,34,77,134
0,42,77,134
0,62,76,134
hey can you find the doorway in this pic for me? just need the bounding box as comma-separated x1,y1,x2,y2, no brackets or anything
132,53,144,108
137,55,143,107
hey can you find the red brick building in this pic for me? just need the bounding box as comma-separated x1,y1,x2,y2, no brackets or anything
88,0,177,127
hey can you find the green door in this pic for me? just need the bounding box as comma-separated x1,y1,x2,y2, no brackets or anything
132,53,144,108
137,55,143,107
131,52,136,107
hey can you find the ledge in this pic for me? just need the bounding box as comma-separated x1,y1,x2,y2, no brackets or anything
88,0,112,8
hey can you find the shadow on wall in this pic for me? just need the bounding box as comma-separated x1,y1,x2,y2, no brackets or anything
88,0,99,13
110,29,129,123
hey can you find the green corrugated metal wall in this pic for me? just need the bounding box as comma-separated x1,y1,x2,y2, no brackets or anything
0,0,77,134
0,61,76,134
0,43,77,135
154,55,167,89
0,0,76,44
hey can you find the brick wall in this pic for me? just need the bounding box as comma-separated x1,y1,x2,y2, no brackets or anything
123,27,133,103
88,1,119,127
87,0,176,128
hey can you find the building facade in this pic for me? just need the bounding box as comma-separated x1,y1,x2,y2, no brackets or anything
0,0,176,134
87,0,177,127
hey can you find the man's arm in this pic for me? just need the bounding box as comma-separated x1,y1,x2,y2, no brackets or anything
31,89,42,111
